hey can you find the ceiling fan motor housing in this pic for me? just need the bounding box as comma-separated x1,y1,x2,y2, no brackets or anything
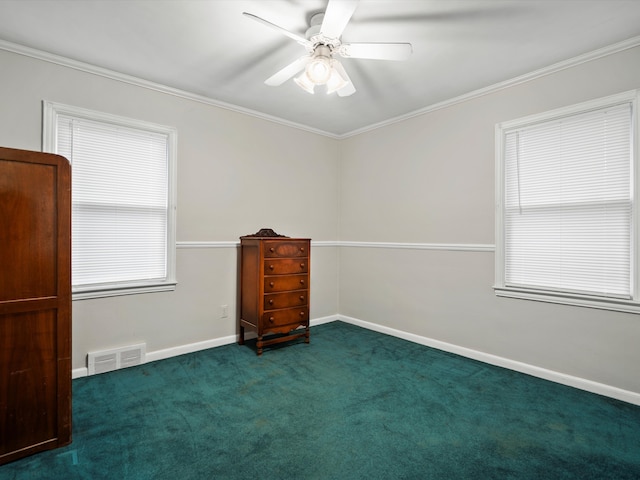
305,12,341,50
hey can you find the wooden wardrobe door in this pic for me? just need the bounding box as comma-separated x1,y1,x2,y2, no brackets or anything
0,147,71,464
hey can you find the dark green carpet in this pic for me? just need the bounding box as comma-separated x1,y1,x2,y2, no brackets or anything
2,321,640,479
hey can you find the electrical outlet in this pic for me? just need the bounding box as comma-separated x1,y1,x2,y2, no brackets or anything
221,304,229,318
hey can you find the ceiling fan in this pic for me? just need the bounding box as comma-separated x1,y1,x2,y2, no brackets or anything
243,0,412,97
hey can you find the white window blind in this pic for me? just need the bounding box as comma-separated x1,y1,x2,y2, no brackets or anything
497,93,636,308
44,102,177,298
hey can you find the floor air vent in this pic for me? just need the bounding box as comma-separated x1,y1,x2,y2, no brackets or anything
87,343,146,375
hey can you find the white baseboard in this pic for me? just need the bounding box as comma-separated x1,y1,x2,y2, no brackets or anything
73,313,640,406
311,314,340,326
71,334,236,379
72,367,88,379
337,314,640,406
72,314,339,379
145,335,238,363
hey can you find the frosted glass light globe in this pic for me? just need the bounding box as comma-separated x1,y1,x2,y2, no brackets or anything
306,57,332,84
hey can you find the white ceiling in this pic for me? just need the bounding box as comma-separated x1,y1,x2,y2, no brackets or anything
1,0,640,137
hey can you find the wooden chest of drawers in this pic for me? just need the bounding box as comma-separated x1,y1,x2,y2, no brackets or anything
239,230,310,355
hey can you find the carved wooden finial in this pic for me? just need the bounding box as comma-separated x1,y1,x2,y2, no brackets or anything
244,228,288,238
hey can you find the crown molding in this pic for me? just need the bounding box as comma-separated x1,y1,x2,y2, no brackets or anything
2,34,639,141
338,34,640,139
0,39,341,140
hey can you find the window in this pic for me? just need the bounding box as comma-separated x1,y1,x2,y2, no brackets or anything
43,102,177,299
495,90,639,313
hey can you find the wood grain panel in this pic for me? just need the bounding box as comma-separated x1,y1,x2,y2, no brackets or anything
0,159,56,301
0,310,57,455
0,147,71,465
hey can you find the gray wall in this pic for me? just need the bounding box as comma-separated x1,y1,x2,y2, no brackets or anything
0,49,340,370
339,45,640,394
2,43,640,397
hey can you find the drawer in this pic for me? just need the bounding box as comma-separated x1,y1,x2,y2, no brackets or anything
264,240,308,258
262,307,308,328
264,274,308,293
264,291,308,310
264,258,308,275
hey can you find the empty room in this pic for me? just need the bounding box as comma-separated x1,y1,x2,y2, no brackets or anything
1,1,640,478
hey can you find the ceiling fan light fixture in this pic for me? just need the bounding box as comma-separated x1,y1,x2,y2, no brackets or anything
294,72,315,94
246,0,413,99
306,57,332,84
304,44,333,85
326,61,348,94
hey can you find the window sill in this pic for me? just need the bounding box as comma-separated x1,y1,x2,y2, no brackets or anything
494,286,640,314
72,281,177,300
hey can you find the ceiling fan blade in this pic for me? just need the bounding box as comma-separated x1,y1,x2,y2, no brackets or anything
320,0,359,39
264,56,310,86
243,12,311,47
333,62,356,97
339,43,413,61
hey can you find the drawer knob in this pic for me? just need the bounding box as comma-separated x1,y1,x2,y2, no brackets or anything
300,247,305,252
269,281,275,287
300,279,305,285
300,263,305,268
269,316,275,323
300,296,305,301
299,311,305,317
269,299,274,305
270,247,275,253
269,265,274,270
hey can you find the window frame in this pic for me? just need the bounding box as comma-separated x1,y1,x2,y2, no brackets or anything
43,101,177,300
494,90,640,314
